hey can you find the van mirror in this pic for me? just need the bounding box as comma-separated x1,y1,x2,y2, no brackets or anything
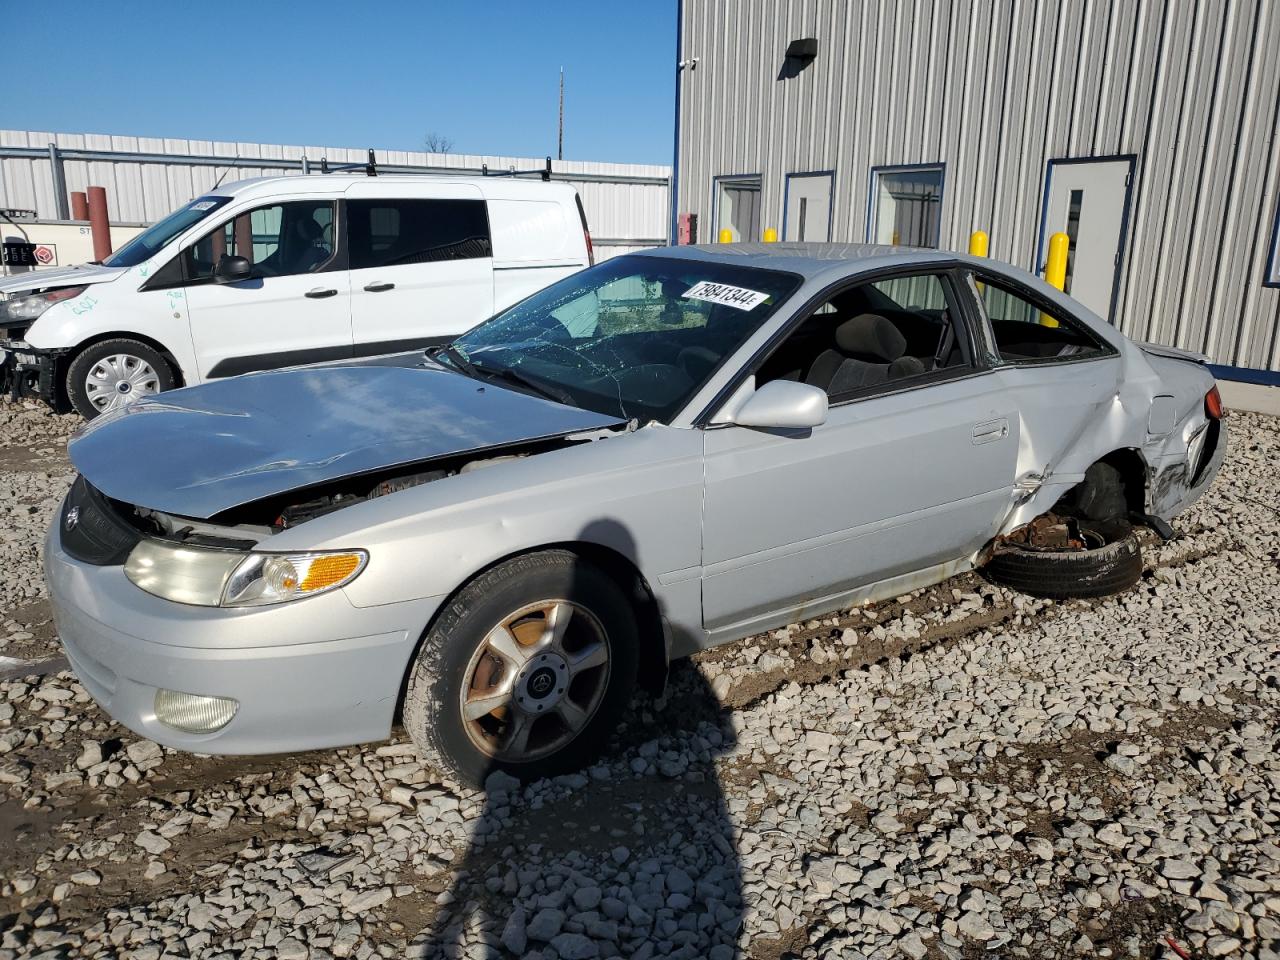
213,255,252,284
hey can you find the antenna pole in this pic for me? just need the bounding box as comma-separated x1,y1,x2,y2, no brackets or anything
558,66,564,161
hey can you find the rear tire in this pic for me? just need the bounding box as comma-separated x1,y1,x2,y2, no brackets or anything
403,551,638,787
984,529,1143,600
66,338,176,420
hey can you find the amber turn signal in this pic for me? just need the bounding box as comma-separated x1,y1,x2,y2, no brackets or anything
1204,385,1224,420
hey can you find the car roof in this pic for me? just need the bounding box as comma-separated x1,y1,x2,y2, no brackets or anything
630,241,987,280
205,174,574,201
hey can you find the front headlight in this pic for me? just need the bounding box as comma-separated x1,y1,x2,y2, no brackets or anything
124,540,367,607
0,285,87,322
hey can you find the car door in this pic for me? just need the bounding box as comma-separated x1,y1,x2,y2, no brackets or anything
972,270,1123,517
345,184,494,353
182,198,351,379
699,270,1020,639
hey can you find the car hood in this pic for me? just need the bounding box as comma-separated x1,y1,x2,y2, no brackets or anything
0,263,127,296
69,362,626,519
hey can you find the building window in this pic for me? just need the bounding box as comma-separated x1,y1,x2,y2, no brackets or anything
868,165,944,248
1268,199,1280,288
714,175,762,242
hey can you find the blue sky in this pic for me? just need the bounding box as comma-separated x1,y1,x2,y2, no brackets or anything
5,1,677,165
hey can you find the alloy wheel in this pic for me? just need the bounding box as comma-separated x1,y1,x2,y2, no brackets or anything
458,599,611,763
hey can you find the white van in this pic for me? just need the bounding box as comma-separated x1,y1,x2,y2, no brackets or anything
0,173,594,417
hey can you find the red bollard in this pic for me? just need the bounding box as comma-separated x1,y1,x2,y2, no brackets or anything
70,191,89,221
87,186,112,261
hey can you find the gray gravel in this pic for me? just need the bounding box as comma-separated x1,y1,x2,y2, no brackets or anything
0,398,1277,960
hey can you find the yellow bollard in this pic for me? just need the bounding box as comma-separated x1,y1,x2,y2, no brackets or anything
968,230,988,257
718,228,734,243
1040,231,1069,327
762,227,779,243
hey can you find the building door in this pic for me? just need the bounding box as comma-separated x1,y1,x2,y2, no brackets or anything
1038,157,1134,322
714,176,762,242
784,172,833,241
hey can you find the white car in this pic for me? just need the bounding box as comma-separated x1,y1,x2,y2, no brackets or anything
0,173,594,417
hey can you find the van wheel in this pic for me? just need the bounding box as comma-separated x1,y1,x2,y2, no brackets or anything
403,551,638,787
66,339,176,419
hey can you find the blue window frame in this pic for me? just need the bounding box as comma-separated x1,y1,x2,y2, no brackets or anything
1267,196,1280,288
866,164,945,248
712,174,763,243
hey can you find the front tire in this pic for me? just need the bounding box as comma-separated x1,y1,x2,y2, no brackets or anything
403,551,638,787
66,338,176,419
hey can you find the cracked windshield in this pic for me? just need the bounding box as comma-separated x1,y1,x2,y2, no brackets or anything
449,256,802,421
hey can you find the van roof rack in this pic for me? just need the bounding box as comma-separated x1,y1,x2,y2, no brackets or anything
319,149,379,177
482,157,553,182
313,150,553,182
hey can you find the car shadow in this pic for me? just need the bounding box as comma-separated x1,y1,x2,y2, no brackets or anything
414,521,745,959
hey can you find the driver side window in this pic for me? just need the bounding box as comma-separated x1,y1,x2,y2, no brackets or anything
756,272,970,401
183,201,335,282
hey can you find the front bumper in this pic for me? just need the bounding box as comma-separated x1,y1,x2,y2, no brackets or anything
1,338,61,404
44,524,444,754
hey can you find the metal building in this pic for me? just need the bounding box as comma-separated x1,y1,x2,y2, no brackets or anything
672,0,1280,377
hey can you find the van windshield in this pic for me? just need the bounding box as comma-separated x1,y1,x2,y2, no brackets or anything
103,196,232,268
449,255,802,423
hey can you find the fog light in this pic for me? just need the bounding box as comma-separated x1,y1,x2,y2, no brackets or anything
154,689,238,734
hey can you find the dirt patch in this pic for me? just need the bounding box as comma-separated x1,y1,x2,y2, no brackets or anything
1,599,60,663
750,923,809,960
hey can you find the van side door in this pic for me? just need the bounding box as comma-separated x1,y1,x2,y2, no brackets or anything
344,184,494,353
181,198,351,379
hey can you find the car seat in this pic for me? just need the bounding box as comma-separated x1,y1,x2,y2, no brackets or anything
804,313,926,394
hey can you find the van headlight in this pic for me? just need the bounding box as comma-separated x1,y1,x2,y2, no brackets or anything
124,540,367,607
1,285,87,322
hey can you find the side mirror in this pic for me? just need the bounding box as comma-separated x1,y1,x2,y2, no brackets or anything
213,255,252,284
718,379,828,430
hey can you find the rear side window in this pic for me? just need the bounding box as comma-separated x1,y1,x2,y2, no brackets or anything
977,277,1111,363
347,198,491,269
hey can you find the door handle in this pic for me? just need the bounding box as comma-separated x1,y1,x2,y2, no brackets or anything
363,281,395,293
972,418,1009,444
305,288,338,299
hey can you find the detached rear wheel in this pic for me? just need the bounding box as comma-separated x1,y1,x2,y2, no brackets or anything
404,551,638,786
66,338,176,419
984,522,1143,600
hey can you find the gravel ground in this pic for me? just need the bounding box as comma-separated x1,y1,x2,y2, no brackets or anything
0,399,1277,960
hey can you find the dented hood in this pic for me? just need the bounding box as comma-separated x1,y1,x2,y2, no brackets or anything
69,362,625,519
0,262,127,296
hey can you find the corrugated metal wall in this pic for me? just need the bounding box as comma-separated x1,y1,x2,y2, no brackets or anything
677,0,1280,371
0,130,671,263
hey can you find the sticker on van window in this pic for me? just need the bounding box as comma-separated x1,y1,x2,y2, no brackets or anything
682,281,769,311
191,201,217,211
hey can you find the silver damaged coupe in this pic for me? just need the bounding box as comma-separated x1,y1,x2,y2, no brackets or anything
47,244,1225,784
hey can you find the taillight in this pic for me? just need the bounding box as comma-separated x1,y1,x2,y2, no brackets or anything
1204,385,1224,420
574,194,595,266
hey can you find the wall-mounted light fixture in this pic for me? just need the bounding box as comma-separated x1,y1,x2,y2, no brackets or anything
785,38,818,62
779,38,818,80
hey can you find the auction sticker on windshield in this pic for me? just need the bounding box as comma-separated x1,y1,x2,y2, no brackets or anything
683,281,770,311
